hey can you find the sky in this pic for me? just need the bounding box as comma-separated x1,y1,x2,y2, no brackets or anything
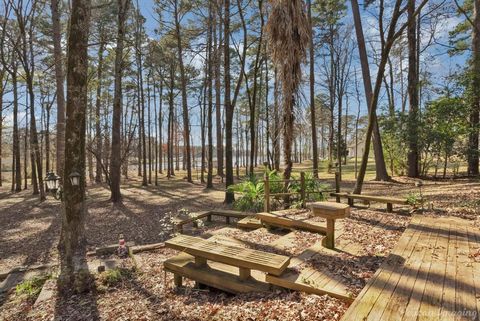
1,0,471,149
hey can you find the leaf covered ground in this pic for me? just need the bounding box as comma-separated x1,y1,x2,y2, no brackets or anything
0,176,479,320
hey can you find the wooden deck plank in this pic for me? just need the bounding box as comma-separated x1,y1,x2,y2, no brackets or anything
416,220,450,320
364,216,430,321
468,226,480,321
454,224,478,321
341,215,480,321
379,218,438,321
341,215,423,320
395,218,442,321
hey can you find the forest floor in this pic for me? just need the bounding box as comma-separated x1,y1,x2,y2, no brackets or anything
0,170,479,321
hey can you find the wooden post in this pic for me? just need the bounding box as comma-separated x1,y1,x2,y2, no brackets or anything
206,214,212,222
226,216,230,224
300,172,306,208
325,218,335,249
173,274,182,287
335,172,341,203
387,203,393,213
264,173,270,212
239,267,251,281
195,256,207,267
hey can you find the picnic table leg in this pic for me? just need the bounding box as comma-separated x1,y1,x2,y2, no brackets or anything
387,203,393,213
324,218,335,249
173,274,182,287
239,267,251,281
195,257,207,267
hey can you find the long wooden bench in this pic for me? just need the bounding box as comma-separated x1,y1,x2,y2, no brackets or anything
164,235,290,289
330,192,408,212
256,211,327,234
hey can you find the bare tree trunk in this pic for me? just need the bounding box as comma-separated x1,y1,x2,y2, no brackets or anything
51,0,66,177
308,0,318,178
350,0,390,185
110,0,129,203
173,0,192,183
95,39,105,183
0,70,3,186
407,0,420,178
215,0,224,178
153,77,158,185
224,0,234,203
207,0,214,188
58,0,91,293
147,73,152,184
273,68,280,171
469,0,480,176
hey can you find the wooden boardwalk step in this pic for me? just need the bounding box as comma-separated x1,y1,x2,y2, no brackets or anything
165,235,290,276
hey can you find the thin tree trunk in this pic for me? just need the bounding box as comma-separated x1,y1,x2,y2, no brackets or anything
95,40,105,183
173,0,192,183
215,0,224,178
51,0,66,177
350,0,390,186
224,0,234,203
110,0,129,203
207,1,214,188
407,0,420,178
308,0,318,178
469,0,480,176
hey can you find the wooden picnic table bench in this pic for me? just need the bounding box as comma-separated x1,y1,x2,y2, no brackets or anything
164,235,290,287
330,192,408,212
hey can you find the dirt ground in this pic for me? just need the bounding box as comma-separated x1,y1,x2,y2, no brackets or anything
0,174,479,320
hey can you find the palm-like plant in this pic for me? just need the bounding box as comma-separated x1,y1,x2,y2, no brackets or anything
265,0,310,185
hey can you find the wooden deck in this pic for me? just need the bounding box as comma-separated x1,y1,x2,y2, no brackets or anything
341,215,480,321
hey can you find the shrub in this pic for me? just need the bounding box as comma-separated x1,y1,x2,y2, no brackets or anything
406,193,423,207
15,274,50,299
227,175,264,212
99,268,133,287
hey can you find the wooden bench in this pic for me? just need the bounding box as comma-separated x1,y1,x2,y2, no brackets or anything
330,192,408,213
172,209,252,233
164,235,290,287
311,202,350,249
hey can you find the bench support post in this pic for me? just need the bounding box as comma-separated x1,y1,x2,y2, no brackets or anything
225,216,230,224
173,274,182,287
239,267,251,281
324,218,335,249
206,214,212,222
335,172,341,203
195,257,207,267
175,224,184,234
347,198,354,206
387,203,393,213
